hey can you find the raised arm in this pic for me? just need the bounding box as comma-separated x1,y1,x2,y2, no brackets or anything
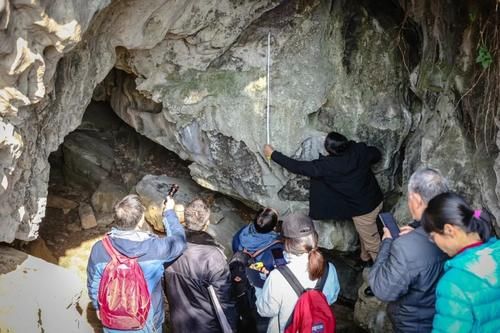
153,197,187,262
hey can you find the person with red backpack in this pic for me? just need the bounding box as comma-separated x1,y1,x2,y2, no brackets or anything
255,213,340,333
87,194,186,333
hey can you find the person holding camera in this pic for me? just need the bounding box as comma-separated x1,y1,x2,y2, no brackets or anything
164,199,237,333
87,194,187,333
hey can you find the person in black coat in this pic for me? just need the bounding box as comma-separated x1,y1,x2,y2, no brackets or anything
368,168,449,332
164,199,237,333
263,131,383,263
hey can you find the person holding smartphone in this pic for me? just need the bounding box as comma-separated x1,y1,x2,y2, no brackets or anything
368,168,449,333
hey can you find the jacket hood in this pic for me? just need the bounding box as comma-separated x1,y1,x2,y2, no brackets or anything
108,228,156,257
186,230,224,250
238,224,279,252
446,237,500,287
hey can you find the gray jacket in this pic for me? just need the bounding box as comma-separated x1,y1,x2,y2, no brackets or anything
369,226,447,333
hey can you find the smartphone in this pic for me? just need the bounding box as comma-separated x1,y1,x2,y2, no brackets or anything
271,248,287,267
379,212,400,239
167,184,179,198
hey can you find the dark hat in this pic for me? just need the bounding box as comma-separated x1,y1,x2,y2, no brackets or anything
282,213,314,239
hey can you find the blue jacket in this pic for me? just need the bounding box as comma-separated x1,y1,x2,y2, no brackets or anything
87,210,186,333
432,237,500,333
232,224,283,270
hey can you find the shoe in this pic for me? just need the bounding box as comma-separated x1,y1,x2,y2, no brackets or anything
364,286,375,297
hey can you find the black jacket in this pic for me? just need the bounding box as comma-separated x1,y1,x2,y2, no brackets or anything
271,142,383,219
369,226,448,333
164,230,237,333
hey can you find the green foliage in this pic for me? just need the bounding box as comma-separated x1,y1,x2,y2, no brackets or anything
476,45,493,69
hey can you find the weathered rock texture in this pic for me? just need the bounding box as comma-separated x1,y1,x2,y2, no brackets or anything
0,0,499,250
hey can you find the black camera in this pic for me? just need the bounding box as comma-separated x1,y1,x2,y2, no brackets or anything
167,184,179,198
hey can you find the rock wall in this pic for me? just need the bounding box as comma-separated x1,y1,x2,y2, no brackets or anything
0,0,498,243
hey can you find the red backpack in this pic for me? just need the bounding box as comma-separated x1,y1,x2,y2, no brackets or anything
98,235,151,329
278,264,336,333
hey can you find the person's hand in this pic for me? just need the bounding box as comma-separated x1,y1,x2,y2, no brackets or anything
382,227,392,240
263,144,274,159
399,225,415,236
259,266,270,275
163,196,175,211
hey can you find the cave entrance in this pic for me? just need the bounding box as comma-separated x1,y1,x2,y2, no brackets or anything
41,95,257,254
33,96,255,331
26,68,366,332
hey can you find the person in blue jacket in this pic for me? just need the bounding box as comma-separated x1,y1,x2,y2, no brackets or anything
232,207,283,270
421,192,500,333
87,194,186,333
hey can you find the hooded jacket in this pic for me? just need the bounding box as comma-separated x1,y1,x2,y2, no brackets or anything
87,210,186,333
432,237,500,333
270,142,383,220
369,226,447,333
232,224,283,270
164,230,237,333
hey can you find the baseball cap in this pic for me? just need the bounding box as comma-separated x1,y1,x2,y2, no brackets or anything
282,213,314,239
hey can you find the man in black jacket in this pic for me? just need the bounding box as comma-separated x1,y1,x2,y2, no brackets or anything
263,131,383,263
368,168,449,333
164,199,237,333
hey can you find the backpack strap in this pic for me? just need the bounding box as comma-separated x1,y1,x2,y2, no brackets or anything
279,263,330,330
277,265,305,297
102,235,129,263
243,239,282,259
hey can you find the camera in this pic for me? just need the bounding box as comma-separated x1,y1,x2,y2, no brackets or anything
167,184,179,198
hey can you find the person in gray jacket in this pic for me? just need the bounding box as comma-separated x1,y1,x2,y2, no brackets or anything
368,168,449,333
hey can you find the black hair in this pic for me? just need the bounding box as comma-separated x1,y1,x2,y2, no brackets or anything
254,208,279,233
422,192,493,242
324,131,351,155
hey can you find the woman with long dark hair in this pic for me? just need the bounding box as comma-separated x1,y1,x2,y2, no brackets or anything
264,131,383,264
421,192,500,333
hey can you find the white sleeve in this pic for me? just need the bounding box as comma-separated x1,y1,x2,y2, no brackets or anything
255,270,282,317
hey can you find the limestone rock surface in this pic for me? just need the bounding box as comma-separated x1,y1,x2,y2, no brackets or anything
0,0,499,252
135,174,247,257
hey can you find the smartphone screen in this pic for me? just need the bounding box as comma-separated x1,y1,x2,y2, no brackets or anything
379,212,400,239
